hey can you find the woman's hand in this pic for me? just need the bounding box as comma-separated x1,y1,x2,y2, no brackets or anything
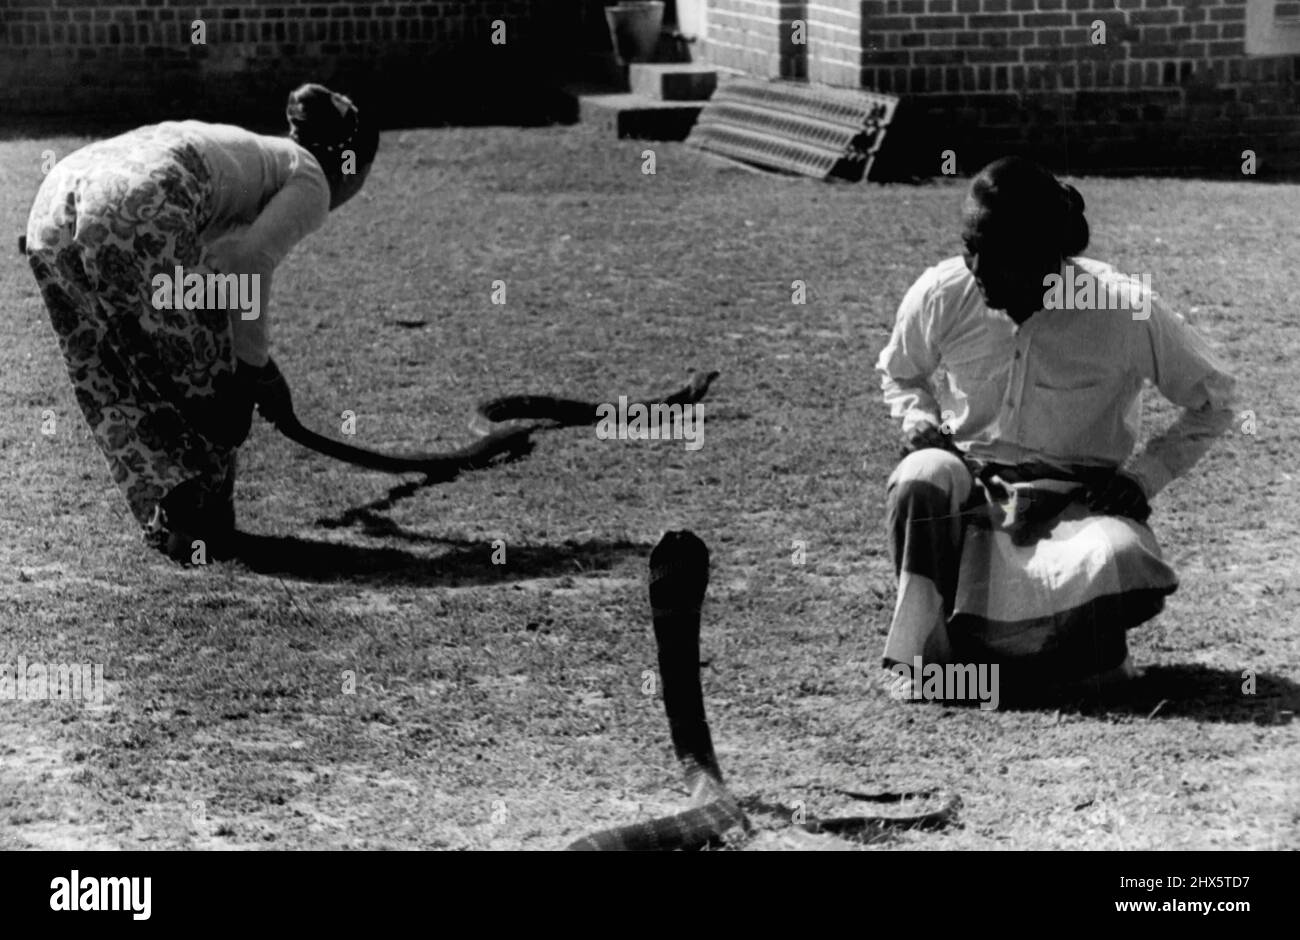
204,228,275,367
193,369,254,449
236,357,294,429
202,227,258,276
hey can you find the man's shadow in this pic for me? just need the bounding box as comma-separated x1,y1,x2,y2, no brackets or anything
995,665,1299,726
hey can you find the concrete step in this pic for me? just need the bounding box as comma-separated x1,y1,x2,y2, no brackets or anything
565,51,629,91
628,63,718,101
578,92,703,141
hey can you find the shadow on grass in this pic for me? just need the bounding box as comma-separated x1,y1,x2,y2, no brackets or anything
306,434,542,544
312,473,510,543
995,665,1299,725
229,530,648,587
304,379,731,546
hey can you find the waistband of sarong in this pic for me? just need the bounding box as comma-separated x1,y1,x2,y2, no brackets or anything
974,461,1115,488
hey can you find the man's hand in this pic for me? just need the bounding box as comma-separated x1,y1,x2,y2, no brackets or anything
900,419,959,458
236,357,294,429
1085,470,1152,523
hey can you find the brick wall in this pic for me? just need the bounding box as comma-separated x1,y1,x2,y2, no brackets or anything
707,1,802,78
0,1,581,126
701,0,1300,174
807,1,869,86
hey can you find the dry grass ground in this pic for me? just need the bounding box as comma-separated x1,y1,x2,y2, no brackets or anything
1,126,1296,850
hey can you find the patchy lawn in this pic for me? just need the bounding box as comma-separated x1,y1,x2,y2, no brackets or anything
1,125,1296,850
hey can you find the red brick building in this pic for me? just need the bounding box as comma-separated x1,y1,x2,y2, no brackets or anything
688,0,1300,173
3,2,1297,173
0,1,565,127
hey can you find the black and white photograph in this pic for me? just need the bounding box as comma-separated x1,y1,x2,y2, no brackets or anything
0,0,1294,917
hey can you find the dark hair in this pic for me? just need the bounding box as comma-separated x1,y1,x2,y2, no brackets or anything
967,156,1089,257
286,83,379,176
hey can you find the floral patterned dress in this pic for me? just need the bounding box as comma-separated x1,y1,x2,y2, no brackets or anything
25,124,238,550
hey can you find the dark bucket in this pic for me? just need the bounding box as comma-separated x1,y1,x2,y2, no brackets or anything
605,2,665,64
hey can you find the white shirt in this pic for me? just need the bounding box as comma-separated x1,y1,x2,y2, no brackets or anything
876,255,1237,497
153,121,332,365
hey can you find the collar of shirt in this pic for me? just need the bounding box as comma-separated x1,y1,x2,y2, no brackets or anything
924,255,1147,470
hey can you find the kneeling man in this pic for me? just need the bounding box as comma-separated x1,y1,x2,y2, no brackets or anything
876,157,1236,695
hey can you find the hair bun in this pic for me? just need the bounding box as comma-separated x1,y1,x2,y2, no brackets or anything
286,83,357,147
1059,183,1089,256
1060,182,1085,217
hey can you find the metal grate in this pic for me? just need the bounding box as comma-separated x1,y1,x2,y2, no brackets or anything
687,125,842,178
698,102,869,157
686,79,898,181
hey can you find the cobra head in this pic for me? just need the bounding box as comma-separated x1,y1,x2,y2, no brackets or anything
648,530,710,622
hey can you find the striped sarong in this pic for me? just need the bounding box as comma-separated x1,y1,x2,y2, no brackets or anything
883,449,1177,682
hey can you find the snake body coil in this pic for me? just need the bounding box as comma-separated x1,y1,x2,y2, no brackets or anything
274,371,720,479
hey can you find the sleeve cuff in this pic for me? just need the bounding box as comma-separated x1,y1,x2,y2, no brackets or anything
901,408,942,435
1121,457,1170,500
